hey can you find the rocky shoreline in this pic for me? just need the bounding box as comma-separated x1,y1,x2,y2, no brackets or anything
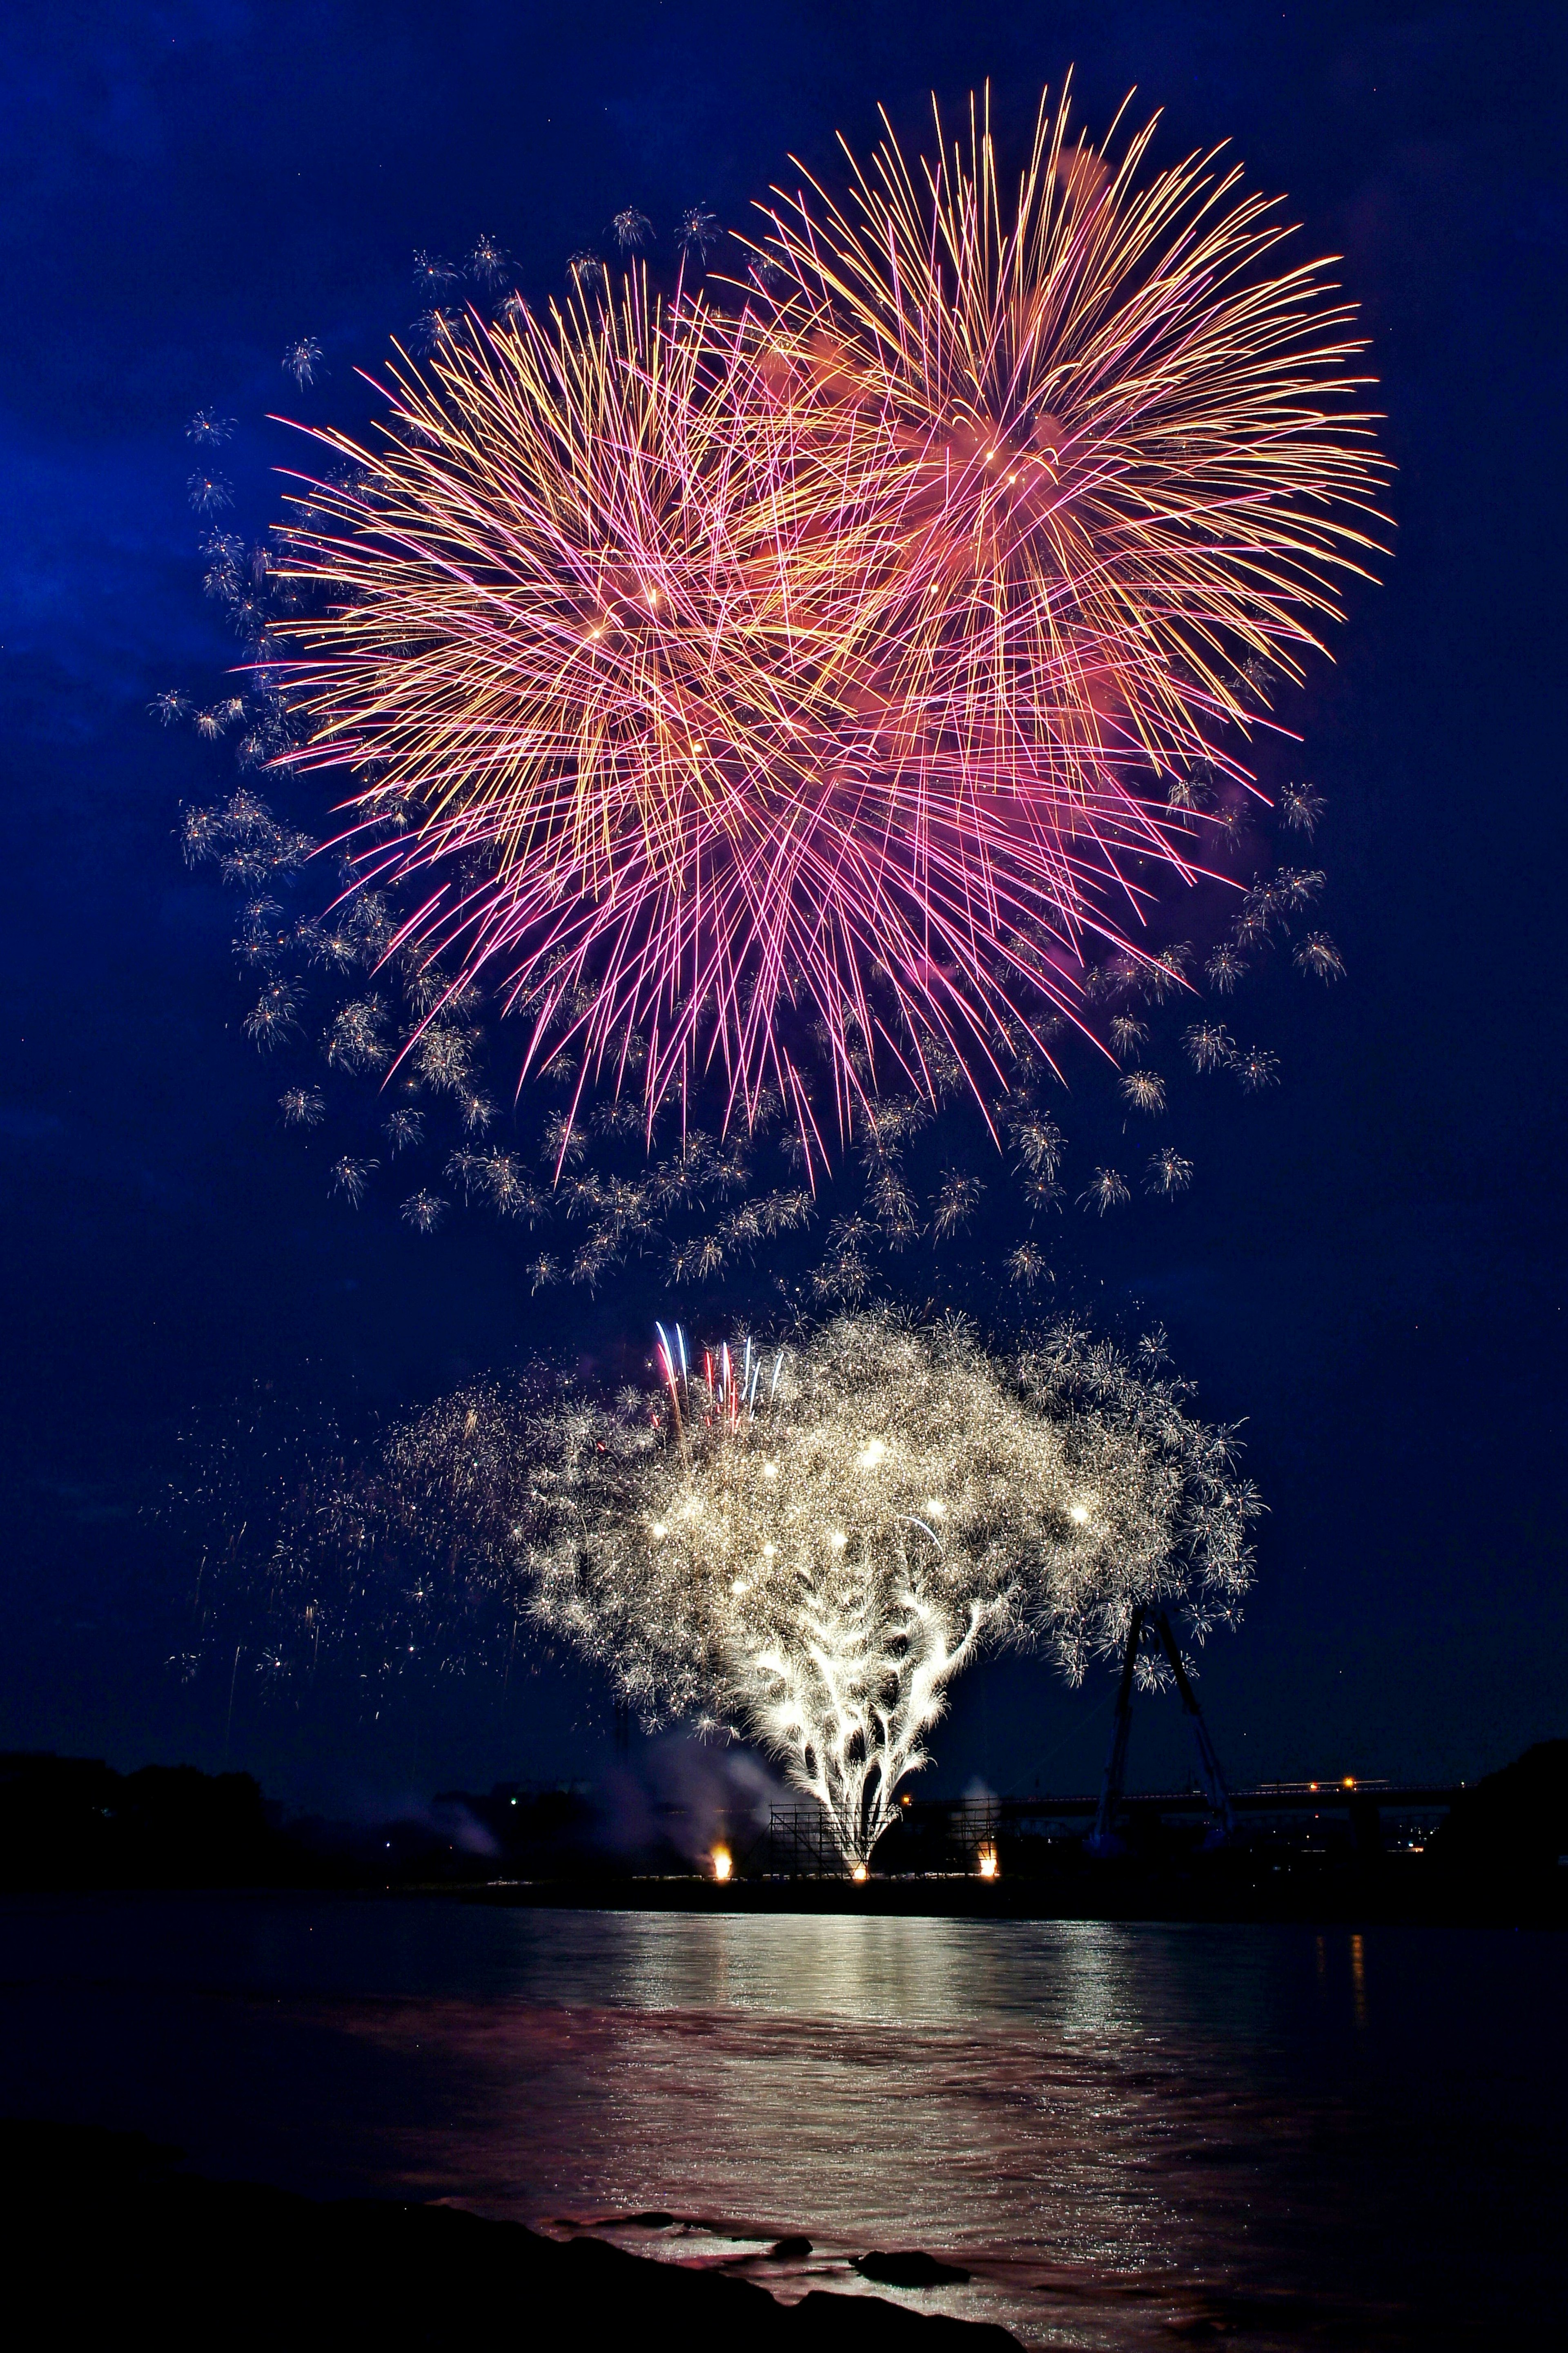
1,2119,1019,2349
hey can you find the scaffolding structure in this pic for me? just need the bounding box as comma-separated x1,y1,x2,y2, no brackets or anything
1088,1605,1236,1853
766,1800,1005,1878
765,1805,851,1877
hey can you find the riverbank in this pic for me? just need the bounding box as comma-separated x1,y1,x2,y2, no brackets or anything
0,2119,1019,2349
4,1902,1563,2346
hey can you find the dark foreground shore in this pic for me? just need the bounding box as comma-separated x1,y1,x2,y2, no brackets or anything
2,2120,1018,2350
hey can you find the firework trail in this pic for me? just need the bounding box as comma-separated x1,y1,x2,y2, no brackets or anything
753,84,1384,827
264,83,1383,1153
275,273,889,1151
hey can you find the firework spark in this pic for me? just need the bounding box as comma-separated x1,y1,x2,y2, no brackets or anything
1294,930,1344,981
1080,1165,1130,1215
283,337,325,388
677,207,722,261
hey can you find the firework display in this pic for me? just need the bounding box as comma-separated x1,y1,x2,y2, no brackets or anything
260,83,1380,1153
157,85,1332,1865
523,1311,1256,1868
178,1311,1255,1870
160,80,1381,1259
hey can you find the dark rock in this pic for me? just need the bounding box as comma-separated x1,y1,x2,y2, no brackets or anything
767,2234,814,2259
855,2250,973,2287
622,2208,680,2226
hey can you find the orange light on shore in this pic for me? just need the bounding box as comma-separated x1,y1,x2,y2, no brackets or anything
852,1863,869,1883
977,1842,1000,1880
711,1846,733,1882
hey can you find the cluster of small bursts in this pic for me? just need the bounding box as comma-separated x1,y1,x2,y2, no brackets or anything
163,78,1383,1865
155,78,1382,1292
178,1310,1256,1874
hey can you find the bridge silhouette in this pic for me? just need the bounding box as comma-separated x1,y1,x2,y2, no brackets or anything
764,1780,1460,1877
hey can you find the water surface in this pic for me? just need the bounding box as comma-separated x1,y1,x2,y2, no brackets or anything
0,1895,1559,2346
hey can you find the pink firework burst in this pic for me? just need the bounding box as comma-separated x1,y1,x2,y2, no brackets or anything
270,86,1385,1162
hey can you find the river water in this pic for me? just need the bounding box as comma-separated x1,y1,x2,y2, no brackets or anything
0,1894,1560,2346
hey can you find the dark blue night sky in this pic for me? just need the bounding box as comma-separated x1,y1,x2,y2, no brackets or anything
2,0,1564,1811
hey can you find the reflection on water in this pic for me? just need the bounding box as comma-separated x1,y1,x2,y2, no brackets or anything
0,1896,1560,2348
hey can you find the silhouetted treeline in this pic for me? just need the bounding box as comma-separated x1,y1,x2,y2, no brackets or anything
0,1753,670,1889
1429,1739,1568,1877
2,1743,1564,1920
0,1754,287,1889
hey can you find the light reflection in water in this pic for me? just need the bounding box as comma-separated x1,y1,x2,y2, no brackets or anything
322,1915,1385,2337
0,1901,1559,2351
601,1913,1162,2034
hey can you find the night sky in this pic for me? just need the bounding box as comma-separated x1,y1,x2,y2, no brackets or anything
2,0,1564,1814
